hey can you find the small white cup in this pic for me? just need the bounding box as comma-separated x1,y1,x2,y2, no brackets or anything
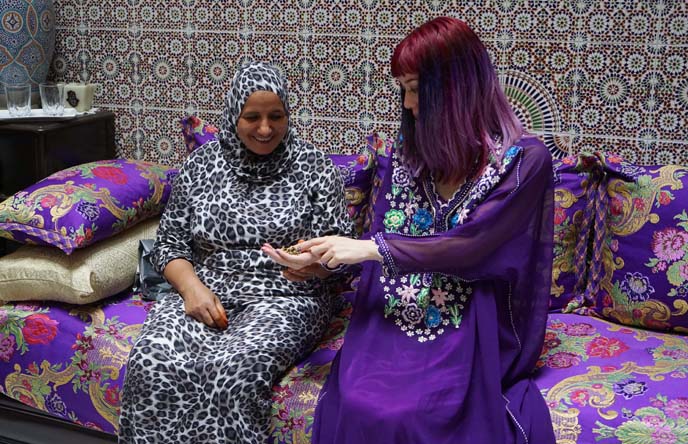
39,82,65,116
4,83,32,117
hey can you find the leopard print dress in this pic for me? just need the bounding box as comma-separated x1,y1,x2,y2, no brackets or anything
118,63,353,443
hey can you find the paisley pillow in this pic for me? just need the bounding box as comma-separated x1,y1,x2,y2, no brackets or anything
0,159,177,254
363,133,393,235
577,154,688,333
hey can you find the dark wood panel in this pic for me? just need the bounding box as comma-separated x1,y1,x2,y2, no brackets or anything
0,111,116,199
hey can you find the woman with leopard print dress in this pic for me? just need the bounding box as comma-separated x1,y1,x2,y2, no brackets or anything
118,62,353,443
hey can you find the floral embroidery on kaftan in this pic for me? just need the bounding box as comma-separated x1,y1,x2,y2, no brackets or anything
380,142,523,342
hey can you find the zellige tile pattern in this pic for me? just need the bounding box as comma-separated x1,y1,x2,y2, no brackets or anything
51,0,687,165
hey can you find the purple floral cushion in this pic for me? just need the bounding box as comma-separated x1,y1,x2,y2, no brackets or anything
180,116,219,154
0,291,154,434
328,152,374,236
330,133,394,236
580,154,688,332
2,289,687,443
535,313,688,444
0,160,177,254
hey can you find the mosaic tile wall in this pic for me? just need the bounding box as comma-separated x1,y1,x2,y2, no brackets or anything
51,0,688,167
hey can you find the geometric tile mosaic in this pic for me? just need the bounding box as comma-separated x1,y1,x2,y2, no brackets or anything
51,0,688,167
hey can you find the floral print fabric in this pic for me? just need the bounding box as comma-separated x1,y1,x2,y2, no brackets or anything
537,314,688,444
0,291,153,433
550,155,593,312
2,293,687,444
596,157,688,332
555,153,688,333
0,159,177,254
180,115,218,155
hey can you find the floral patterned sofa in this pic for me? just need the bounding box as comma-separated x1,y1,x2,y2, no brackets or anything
536,153,688,443
1,127,687,444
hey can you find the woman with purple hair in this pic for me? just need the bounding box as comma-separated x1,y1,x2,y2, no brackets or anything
263,16,555,443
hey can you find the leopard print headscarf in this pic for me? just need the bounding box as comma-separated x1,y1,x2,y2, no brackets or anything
217,61,302,182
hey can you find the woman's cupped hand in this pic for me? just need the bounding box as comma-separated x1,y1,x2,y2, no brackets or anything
261,236,382,277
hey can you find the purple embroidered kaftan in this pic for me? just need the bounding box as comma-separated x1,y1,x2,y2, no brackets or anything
313,136,555,444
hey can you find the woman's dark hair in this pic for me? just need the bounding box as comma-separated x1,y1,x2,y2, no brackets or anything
391,16,523,183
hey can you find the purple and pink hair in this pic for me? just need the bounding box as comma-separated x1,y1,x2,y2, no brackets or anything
391,16,523,183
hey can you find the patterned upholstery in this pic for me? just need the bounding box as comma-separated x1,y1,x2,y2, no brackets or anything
2,150,688,444
537,313,688,444
269,311,688,444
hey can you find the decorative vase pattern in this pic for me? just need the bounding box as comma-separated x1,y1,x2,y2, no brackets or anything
0,0,55,91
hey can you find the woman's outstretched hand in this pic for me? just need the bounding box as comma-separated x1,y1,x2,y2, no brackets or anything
262,237,382,274
261,244,332,282
261,243,319,269
297,236,383,268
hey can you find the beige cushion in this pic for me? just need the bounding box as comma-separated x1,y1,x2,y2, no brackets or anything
0,218,159,305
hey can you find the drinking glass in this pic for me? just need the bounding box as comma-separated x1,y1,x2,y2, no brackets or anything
4,83,32,117
39,82,65,116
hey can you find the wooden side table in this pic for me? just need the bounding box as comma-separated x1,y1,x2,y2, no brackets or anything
0,111,116,200
0,111,116,256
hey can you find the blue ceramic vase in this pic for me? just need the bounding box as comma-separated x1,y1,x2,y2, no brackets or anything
0,0,55,91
